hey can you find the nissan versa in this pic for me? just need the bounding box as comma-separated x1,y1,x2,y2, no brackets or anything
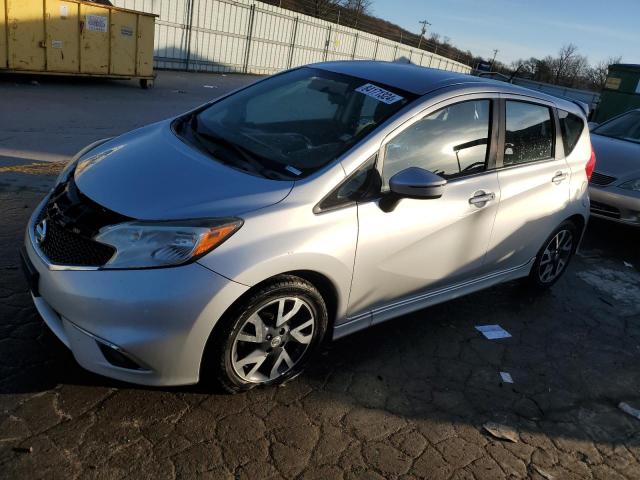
21,61,595,392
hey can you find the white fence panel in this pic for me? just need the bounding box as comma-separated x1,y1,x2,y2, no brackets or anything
112,0,472,75
290,19,327,67
354,36,376,60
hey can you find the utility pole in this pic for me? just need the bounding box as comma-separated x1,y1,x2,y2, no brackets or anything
490,49,499,70
417,20,431,49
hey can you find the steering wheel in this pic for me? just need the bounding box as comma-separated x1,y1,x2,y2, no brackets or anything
461,161,486,172
287,132,314,149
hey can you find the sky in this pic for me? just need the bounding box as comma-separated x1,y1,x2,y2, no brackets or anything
372,0,639,66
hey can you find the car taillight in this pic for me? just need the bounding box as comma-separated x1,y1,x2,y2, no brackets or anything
585,146,596,181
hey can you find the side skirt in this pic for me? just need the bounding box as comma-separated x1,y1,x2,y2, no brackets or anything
333,257,535,340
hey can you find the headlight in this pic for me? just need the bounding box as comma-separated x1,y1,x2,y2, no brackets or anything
94,219,242,269
619,178,640,192
55,138,113,185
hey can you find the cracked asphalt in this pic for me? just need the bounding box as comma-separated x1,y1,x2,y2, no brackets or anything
1,71,640,480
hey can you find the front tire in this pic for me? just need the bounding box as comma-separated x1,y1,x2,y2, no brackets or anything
527,221,578,289
203,275,328,393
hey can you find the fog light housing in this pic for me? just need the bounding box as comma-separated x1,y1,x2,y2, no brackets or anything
97,341,146,371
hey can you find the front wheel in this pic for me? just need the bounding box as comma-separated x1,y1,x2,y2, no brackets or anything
203,275,328,393
527,221,578,289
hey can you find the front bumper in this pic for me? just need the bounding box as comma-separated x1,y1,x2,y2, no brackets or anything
23,204,249,386
588,184,640,226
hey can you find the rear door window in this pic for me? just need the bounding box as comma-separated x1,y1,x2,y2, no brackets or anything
504,101,554,166
558,110,584,156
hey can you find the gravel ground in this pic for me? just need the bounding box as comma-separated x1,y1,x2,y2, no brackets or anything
1,71,640,480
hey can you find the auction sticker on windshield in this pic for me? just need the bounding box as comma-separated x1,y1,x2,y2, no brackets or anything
355,84,404,104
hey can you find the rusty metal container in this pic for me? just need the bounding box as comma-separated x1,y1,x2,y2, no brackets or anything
0,0,156,88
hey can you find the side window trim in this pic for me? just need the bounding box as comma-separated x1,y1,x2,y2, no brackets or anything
313,155,380,214
553,107,565,160
376,94,500,189
497,95,558,170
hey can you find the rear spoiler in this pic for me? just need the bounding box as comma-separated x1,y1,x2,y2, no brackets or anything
570,99,590,117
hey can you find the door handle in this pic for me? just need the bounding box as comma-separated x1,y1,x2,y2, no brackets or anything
469,191,495,207
552,171,568,184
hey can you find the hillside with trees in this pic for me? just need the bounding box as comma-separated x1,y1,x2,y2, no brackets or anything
259,0,476,65
259,0,621,92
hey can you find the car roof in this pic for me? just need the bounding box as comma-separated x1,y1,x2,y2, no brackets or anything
311,60,582,115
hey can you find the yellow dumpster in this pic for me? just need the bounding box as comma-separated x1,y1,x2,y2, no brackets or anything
0,0,156,88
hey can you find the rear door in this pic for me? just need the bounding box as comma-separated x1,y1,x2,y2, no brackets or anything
483,96,570,271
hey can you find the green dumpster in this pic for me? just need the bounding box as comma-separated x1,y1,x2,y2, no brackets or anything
594,64,640,123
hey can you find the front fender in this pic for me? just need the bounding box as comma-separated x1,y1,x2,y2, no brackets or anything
197,202,358,325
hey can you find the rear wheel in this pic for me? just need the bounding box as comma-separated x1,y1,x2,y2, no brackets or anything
527,221,577,289
203,275,328,393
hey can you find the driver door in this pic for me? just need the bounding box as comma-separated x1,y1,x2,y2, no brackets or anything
348,95,502,325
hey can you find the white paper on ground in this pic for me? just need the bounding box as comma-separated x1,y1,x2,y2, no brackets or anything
475,324,512,339
500,371,514,383
619,401,640,420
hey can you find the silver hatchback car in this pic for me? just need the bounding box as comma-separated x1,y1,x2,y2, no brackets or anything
22,61,593,392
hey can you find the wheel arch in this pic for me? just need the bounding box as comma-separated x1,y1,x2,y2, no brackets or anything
198,269,341,383
283,269,339,334
563,213,588,250
565,213,586,235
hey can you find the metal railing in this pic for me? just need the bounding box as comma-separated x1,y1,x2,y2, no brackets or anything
113,0,472,75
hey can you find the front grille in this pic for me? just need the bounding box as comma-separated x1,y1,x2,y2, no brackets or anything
590,171,617,186
590,200,621,219
38,218,117,266
35,177,130,267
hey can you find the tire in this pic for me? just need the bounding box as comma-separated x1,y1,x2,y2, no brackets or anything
526,221,578,290
202,275,328,393
139,79,154,89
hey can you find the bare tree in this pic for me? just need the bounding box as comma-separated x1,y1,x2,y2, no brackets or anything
309,0,339,19
341,0,373,27
511,57,540,78
587,56,623,90
554,43,579,84
565,54,589,87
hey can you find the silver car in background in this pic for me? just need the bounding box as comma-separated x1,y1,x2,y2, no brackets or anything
22,61,592,392
588,109,640,225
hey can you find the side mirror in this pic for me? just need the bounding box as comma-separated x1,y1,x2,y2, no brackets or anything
388,167,446,199
588,122,599,132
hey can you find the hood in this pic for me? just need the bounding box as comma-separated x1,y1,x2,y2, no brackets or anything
591,133,640,180
74,120,294,220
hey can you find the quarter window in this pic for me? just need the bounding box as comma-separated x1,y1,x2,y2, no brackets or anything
504,101,554,166
558,110,584,156
383,100,491,183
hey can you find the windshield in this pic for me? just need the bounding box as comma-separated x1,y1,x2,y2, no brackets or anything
593,110,640,144
183,67,415,179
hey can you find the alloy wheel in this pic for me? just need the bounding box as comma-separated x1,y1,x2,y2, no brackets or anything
538,229,573,283
231,297,315,383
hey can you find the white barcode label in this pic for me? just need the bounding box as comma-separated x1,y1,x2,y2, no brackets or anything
355,83,404,104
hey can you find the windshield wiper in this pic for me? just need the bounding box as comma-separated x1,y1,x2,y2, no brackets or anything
187,114,294,179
